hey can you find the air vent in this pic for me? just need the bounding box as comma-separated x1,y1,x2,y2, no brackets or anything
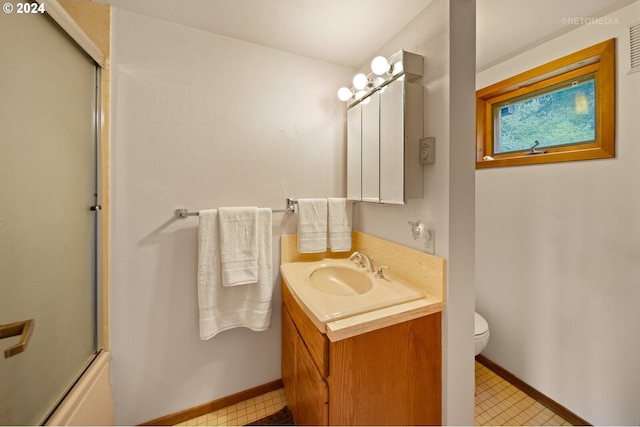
630,22,640,73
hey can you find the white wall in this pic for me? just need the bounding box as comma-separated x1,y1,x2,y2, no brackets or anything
110,9,352,424
476,2,640,425
354,1,477,424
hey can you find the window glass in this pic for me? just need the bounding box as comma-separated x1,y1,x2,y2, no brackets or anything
494,76,596,154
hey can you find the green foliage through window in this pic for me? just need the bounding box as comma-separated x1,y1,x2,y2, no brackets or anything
494,77,596,154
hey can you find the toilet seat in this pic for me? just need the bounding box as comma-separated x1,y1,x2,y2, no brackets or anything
475,312,489,336
475,329,489,341
474,312,490,356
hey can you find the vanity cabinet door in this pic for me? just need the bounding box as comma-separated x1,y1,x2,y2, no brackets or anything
361,91,380,202
295,337,329,426
282,282,328,376
346,103,362,201
281,306,298,417
282,283,329,425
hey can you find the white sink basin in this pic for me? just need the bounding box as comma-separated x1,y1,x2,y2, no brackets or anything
280,258,424,330
308,265,373,296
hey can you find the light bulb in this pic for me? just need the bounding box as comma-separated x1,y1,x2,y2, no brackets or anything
337,87,353,101
352,73,369,90
371,56,391,75
355,90,367,100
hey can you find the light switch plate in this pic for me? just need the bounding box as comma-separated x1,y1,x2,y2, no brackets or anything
419,137,435,164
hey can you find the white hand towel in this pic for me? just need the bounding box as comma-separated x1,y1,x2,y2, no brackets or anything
218,207,258,287
197,209,273,340
328,198,352,252
296,198,328,253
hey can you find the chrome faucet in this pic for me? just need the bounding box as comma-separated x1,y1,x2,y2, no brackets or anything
348,251,365,269
349,251,387,277
349,251,374,272
358,252,375,273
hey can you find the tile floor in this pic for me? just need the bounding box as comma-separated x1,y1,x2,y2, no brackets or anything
475,361,572,426
176,388,287,427
177,362,573,426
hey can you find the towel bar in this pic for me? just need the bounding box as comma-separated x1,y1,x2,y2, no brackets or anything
175,198,297,219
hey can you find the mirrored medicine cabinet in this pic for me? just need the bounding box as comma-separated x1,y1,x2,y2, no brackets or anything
346,50,424,204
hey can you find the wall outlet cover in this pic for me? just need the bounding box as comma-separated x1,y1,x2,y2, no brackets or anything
424,227,435,254
419,137,435,164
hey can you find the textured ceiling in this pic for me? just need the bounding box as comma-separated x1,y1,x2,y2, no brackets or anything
96,0,432,68
96,0,638,70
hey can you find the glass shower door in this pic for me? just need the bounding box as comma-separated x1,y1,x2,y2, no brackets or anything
0,10,100,426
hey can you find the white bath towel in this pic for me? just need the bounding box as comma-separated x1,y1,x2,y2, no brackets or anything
296,198,328,253
197,208,273,340
218,207,258,287
328,198,352,252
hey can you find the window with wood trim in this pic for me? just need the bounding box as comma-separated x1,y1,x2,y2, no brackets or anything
476,38,615,169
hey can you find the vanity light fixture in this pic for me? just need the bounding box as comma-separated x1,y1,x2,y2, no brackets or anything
336,50,424,104
352,73,371,90
371,56,391,75
337,86,354,101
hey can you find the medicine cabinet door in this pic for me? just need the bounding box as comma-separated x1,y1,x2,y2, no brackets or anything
380,76,405,204
347,104,362,201
361,92,380,203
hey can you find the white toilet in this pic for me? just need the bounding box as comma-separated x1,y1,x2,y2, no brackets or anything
474,312,490,356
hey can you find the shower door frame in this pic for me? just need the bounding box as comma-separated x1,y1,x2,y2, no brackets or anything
41,0,110,352
1,0,110,423
46,3,113,423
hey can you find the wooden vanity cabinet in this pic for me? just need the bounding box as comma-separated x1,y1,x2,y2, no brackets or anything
281,281,442,426
282,306,329,425
282,282,329,425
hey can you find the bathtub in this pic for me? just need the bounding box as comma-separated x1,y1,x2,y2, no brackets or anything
45,351,114,426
